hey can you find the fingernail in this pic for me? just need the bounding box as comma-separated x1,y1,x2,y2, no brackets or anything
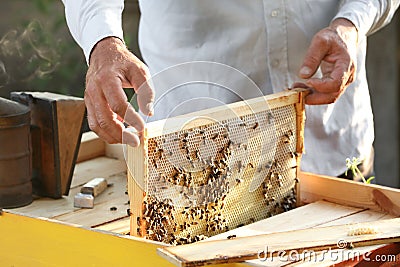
299,66,312,77
146,102,154,116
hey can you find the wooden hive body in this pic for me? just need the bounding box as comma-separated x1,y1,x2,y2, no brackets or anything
128,89,308,244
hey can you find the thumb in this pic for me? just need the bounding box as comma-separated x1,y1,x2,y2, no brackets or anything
299,30,330,79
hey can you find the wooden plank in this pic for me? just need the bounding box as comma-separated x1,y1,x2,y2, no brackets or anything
275,211,395,267
11,157,126,219
94,217,131,234
207,201,364,241
71,156,126,189
52,172,130,227
157,218,400,267
319,210,394,227
76,131,105,163
245,210,394,267
299,172,400,216
105,143,125,161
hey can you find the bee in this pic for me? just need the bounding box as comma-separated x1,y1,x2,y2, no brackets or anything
267,112,274,124
252,122,259,129
153,159,158,169
283,135,291,144
211,133,219,140
236,178,243,184
227,235,237,240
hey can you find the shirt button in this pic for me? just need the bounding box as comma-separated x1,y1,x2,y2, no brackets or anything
271,9,279,17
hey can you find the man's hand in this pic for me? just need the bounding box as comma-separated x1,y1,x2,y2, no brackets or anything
297,18,358,105
85,37,154,146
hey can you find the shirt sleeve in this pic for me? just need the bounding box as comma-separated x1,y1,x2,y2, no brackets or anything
333,0,400,37
61,0,125,64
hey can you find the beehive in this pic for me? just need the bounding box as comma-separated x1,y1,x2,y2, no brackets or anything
127,89,308,245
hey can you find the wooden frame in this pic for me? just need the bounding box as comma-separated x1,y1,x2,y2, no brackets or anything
127,89,309,238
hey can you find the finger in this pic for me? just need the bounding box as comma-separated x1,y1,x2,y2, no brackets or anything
306,60,351,93
99,77,130,120
291,82,309,89
299,31,330,79
91,90,126,143
122,127,140,147
84,91,119,144
124,104,145,132
305,91,340,105
127,63,155,116
136,80,155,116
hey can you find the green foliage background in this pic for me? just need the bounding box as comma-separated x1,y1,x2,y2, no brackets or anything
0,0,141,99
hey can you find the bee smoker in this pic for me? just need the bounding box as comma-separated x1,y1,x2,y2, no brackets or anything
0,97,32,208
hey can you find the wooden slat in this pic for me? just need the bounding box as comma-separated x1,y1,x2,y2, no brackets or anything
76,131,105,163
245,210,394,267
157,218,400,267
10,157,126,219
52,172,129,227
207,201,364,241
299,172,400,216
94,217,131,234
319,210,394,227
105,143,125,160
71,156,126,189
145,89,307,138
127,140,147,237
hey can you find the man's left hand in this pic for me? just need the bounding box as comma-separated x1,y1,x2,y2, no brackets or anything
297,18,358,105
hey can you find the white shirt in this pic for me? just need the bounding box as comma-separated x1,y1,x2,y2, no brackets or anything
62,0,399,176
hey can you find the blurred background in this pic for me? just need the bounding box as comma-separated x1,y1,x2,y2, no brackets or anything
0,1,399,188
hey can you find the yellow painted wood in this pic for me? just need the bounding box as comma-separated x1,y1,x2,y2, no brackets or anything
0,211,246,267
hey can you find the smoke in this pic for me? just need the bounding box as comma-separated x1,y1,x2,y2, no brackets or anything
0,20,60,87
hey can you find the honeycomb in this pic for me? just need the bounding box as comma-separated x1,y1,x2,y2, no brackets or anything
128,90,306,245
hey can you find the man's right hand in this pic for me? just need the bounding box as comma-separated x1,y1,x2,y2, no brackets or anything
85,37,154,146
